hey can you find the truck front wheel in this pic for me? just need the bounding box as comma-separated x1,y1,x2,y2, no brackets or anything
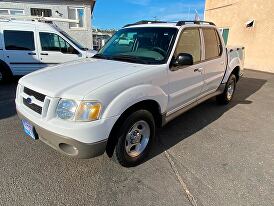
217,74,237,105
113,110,155,167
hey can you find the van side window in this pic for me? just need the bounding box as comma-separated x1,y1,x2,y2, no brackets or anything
4,30,35,51
174,28,201,63
203,28,222,60
39,32,79,54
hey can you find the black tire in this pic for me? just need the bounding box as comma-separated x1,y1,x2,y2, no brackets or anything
113,110,155,167
0,63,12,83
216,74,237,105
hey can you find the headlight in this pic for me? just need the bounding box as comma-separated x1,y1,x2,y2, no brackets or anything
56,99,102,122
56,99,78,120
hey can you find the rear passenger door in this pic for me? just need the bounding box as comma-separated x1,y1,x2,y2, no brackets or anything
199,28,226,95
38,32,81,65
3,29,41,75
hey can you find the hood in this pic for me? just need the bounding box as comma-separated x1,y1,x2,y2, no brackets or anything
19,59,147,100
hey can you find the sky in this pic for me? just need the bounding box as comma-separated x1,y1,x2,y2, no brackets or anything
93,0,205,29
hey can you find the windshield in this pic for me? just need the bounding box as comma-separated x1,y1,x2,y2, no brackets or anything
94,27,178,64
60,31,87,50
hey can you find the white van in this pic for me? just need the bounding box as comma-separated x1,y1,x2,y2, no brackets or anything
0,19,96,82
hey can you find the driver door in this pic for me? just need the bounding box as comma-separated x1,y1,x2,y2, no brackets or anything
38,32,81,66
167,28,205,112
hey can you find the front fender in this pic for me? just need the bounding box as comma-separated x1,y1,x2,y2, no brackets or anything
101,84,168,119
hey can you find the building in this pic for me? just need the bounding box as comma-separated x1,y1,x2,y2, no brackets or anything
92,29,114,51
0,0,96,49
205,0,274,73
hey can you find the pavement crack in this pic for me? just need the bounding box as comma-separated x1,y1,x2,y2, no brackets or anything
164,151,198,206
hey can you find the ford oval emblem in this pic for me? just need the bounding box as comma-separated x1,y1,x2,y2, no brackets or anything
26,97,32,104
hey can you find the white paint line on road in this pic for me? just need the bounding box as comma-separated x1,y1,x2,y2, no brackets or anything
164,151,198,206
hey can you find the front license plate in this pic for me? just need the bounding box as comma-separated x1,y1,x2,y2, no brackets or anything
22,120,37,140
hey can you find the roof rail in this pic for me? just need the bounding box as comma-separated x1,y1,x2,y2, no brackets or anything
0,15,79,24
123,20,167,28
176,21,215,26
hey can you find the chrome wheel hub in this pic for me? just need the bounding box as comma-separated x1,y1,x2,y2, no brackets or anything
125,120,150,158
227,81,235,100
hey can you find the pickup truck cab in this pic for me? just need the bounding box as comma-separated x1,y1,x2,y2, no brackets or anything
16,21,244,167
0,19,96,82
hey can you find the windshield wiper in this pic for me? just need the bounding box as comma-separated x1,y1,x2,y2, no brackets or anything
93,53,108,59
111,55,149,64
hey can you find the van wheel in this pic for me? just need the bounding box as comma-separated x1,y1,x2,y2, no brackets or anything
113,110,155,167
0,63,12,83
216,74,236,105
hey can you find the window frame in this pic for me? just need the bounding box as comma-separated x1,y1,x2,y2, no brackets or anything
68,7,86,29
0,8,24,15
173,27,203,65
201,28,223,61
4,30,35,51
39,32,79,55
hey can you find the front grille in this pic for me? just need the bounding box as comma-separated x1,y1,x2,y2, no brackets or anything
24,87,46,102
23,98,42,114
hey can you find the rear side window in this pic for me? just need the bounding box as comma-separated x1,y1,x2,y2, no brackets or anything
39,32,79,54
4,30,35,51
174,28,201,63
202,28,222,60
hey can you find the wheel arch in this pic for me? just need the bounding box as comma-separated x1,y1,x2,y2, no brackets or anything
105,99,163,158
0,59,13,78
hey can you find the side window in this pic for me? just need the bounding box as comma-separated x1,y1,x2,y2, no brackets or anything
39,32,79,54
174,28,201,63
4,30,35,51
203,28,222,60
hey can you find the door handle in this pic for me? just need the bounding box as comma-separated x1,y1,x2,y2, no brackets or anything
194,68,203,72
28,52,36,55
40,53,48,56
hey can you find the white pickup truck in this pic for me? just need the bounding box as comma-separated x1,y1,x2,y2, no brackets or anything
16,21,244,167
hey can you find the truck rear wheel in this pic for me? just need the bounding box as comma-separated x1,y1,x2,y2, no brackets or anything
113,110,155,167
217,74,236,105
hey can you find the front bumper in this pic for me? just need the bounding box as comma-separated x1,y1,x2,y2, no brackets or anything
17,110,107,159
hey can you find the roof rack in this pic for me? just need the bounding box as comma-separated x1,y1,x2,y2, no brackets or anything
123,20,168,28
123,20,216,28
176,21,215,26
0,14,79,24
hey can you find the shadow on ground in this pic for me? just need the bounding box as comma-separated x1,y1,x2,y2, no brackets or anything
148,76,267,161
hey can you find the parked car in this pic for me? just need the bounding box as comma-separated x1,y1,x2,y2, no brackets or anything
16,20,244,167
0,19,96,82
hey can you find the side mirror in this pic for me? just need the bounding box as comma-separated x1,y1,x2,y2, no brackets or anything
172,53,194,68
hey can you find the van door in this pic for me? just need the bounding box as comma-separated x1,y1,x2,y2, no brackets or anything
38,32,81,65
3,29,41,75
167,28,204,113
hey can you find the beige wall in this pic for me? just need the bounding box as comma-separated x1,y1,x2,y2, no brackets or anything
205,0,274,73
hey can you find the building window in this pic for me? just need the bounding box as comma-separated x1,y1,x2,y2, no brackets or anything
4,30,35,51
31,8,52,17
0,9,24,15
219,28,230,45
68,7,85,29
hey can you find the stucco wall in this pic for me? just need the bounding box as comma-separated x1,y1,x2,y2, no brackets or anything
0,0,94,48
205,0,274,73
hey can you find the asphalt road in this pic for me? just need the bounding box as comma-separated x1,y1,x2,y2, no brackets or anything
0,70,273,206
